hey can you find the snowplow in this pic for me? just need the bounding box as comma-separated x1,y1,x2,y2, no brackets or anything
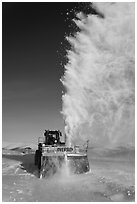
34,130,90,178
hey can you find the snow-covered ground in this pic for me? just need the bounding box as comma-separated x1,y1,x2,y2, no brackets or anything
2,141,37,150
2,143,135,202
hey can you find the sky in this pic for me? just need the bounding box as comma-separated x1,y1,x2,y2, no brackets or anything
2,2,84,144
2,2,135,147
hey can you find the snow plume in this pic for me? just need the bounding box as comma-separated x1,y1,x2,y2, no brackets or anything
61,3,135,147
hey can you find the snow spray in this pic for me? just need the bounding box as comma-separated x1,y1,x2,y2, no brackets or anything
61,3,135,147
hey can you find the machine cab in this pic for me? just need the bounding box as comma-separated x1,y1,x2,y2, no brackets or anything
39,130,65,146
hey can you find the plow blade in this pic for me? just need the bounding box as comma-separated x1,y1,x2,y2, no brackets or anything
66,154,90,174
38,153,90,178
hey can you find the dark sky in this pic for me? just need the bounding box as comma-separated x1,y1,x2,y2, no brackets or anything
2,2,80,143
